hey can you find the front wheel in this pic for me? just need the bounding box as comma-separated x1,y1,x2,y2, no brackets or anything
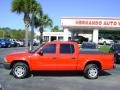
84,64,99,79
8,44,11,48
12,62,29,79
17,44,20,47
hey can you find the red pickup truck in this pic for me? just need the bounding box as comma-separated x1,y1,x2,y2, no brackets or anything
4,41,114,79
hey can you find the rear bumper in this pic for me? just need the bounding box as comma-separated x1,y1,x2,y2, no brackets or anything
113,64,116,69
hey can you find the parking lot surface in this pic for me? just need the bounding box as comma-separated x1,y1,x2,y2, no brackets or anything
0,47,120,90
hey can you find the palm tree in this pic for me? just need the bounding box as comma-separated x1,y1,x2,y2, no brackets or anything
52,26,59,32
11,0,41,51
30,2,42,50
52,25,64,32
35,12,53,44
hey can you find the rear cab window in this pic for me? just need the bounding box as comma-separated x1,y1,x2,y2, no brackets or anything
60,44,75,54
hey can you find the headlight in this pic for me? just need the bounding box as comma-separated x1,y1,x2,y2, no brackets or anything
4,58,8,63
118,53,120,56
1,42,5,44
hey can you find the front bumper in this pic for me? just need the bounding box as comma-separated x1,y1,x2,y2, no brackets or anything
1,44,6,48
4,61,11,69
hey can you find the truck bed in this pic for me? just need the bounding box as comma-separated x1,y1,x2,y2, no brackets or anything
80,49,109,54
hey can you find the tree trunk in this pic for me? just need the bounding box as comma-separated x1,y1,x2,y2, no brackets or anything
39,27,43,44
24,14,30,51
30,12,34,51
24,22,29,51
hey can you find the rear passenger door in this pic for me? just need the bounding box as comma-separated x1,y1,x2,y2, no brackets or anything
57,44,77,70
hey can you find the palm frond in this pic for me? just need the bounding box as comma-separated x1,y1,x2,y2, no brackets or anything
11,0,23,13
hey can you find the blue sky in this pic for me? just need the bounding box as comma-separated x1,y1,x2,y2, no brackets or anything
0,0,120,30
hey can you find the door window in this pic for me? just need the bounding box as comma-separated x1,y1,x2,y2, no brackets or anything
42,44,56,54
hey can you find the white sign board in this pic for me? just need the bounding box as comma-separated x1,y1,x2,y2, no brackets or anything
61,17,120,28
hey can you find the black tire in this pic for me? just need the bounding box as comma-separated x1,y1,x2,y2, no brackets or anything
115,55,120,64
17,43,20,47
12,62,29,79
114,55,117,64
8,44,11,48
103,41,106,45
84,64,99,79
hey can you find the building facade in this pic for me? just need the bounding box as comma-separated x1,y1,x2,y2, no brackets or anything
35,32,71,42
35,17,120,43
61,17,120,43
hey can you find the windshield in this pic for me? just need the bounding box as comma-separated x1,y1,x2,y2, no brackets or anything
29,43,45,53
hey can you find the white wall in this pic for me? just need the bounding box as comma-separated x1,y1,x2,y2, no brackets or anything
92,29,99,44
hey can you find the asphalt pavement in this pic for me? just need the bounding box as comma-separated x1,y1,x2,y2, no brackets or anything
0,47,120,90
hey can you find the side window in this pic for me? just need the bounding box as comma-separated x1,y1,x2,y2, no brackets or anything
42,44,56,54
60,44,75,54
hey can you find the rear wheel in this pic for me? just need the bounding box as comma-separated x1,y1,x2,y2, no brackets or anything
84,64,99,79
12,62,29,79
17,44,20,47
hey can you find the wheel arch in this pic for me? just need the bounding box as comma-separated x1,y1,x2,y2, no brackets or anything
84,60,102,70
10,60,30,70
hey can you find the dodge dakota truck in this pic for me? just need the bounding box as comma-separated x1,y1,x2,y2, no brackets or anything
4,41,114,79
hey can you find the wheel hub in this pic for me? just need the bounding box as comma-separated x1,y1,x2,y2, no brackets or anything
14,66,25,77
88,68,98,78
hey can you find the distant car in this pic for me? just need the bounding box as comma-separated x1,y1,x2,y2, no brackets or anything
33,41,39,46
109,43,120,63
0,39,11,48
17,40,24,47
0,39,6,48
27,40,39,46
69,39,79,44
10,39,24,47
8,39,17,47
81,42,99,52
98,38,114,45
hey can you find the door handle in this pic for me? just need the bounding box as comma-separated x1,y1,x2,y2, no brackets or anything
72,57,76,59
52,57,57,59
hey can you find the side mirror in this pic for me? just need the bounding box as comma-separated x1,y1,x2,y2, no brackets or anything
38,50,43,56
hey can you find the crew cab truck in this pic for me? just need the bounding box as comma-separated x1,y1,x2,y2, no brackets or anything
4,41,114,79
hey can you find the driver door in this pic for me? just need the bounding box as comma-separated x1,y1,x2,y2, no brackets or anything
31,44,58,70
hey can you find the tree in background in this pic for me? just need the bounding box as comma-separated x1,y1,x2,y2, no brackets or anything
10,29,26,40
11,0,39,51
52,25,63,32
30,1,42,50
0,28,26,40
0,30,5,38
34,12,53,44
99,30,120,41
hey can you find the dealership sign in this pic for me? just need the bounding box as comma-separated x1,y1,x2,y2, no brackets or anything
61,17,120,28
